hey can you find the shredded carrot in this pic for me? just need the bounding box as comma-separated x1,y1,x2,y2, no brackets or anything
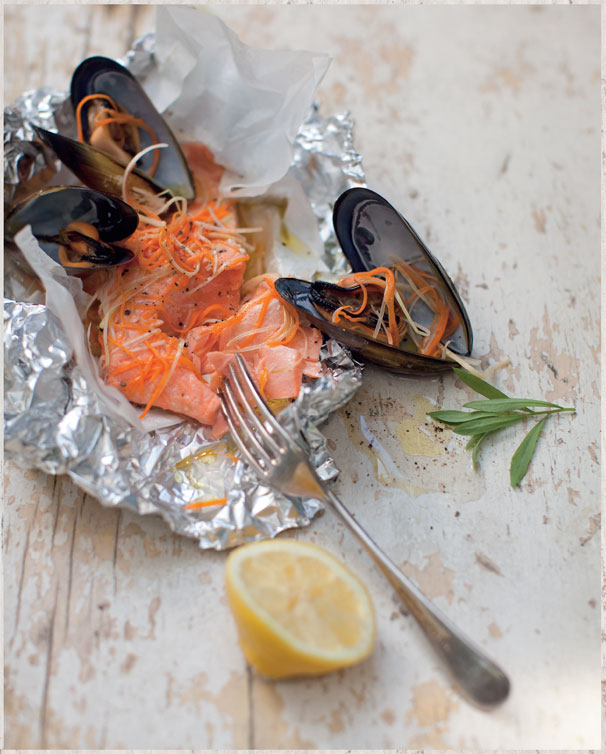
76,93,119,141
334,261,461,359
90,134,317,427
420,299,450,356
339,268,399,346
184,497,228,510
76,92,160,175
238,290,273,347
138,338,184,419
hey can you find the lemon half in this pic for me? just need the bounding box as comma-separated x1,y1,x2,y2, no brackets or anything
225,539,376,678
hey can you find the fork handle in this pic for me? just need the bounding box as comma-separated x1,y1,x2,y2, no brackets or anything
325,489,510,709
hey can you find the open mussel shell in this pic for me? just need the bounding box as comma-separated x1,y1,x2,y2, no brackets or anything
274,277,455,375
33,126,167,207
5,186,137,268
333,187,473,357
71,56,194,199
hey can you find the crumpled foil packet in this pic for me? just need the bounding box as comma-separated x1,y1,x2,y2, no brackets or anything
3,34,366,550
3,89,73,207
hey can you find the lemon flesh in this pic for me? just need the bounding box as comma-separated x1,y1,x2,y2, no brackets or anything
225,540,376,678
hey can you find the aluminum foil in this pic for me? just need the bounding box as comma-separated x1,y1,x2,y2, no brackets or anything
292,107,365,276
4,89,69,207
3,38,366,550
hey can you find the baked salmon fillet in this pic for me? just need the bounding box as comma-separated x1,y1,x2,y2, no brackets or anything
92,143,323,436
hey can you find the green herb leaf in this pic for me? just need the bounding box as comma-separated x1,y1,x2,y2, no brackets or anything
428,409,500,425
510,416,549,487
428,369,574,485
464,433,489,468
451,413,527,436
465,434,483,450
453,368,509,400
471,433,489,468
464,398,569,412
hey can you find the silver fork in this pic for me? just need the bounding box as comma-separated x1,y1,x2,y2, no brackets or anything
221,354,510,709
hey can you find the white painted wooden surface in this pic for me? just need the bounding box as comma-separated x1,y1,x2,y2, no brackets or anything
4,5,601,749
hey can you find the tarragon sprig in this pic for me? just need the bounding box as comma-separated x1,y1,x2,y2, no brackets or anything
428,368,575,487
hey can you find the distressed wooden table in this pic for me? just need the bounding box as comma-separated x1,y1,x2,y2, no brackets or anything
4,5,601,749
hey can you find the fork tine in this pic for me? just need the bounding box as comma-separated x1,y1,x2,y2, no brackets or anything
227,362,284,457
221,407,263,475
221,381,272,475
233,353,292,444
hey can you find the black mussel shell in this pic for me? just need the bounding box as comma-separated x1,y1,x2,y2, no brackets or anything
71,56,194,199
333,187,473,357
33,126,167,207
275,277,455,375
5,186,137,267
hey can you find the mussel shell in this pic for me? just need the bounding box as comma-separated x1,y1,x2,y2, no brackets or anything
33,126,167,205
71,56,194,199
333,187,473,356
275,277,455,375
54,228,133,267
309,279,382,317
5,186,137,267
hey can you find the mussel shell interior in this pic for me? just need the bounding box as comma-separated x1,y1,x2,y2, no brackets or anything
5,186,138,266
275,277,455,375
333,187,473,356
71,56,194,199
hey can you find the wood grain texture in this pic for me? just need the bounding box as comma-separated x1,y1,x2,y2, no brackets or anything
3,4,601,749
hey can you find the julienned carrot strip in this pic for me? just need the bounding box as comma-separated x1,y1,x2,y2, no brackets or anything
125,202,247,276
217,255,251,273
96,171,317,423
189,203,232,223
397,260,457,354
332,309,368,325
266,307,299,347
239,291,272,347
394,260,440,286
335,262,463,355
420,300,450,356
350,281,369,315
348,268,399,346
139,340,183,419
184,497,228,510
166,303,234,334
264,281,301,346
442,310,461,339
76,94,161,175
76,93,119,141
273,309,299,346
107,335,140,361
331,281,370,326
395,262,446,323
406,284,434,309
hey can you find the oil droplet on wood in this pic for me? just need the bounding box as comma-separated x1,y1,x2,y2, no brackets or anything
396,395,449,457
358,415,429,497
